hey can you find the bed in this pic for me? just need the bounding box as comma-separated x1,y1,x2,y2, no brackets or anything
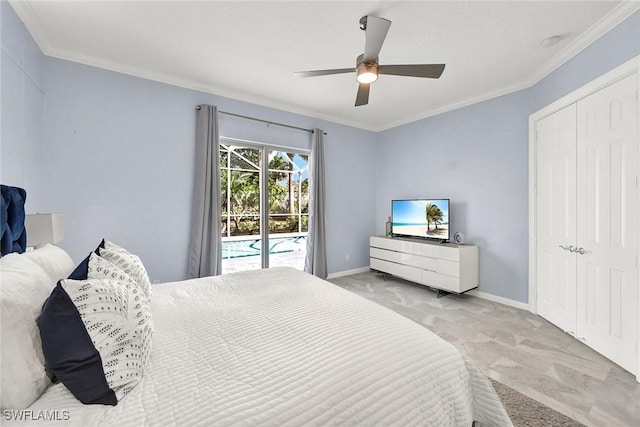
2,255,511,426
0,189,511,426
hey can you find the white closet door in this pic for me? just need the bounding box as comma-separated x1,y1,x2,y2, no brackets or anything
576,73,639,373
536,104,578,334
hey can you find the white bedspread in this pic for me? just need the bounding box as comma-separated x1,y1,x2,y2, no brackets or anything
10,267,511,426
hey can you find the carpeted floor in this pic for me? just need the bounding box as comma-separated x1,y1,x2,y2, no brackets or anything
328,271,640,426
489,379,584,427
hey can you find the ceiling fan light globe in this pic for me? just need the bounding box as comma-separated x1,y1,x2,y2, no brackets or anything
356,55,378,84
357,71,378,84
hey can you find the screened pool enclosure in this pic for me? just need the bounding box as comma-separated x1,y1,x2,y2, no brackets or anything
220,142,309,273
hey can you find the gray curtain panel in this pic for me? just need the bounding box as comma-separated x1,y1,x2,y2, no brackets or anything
304,129,328,278
188,105,222,278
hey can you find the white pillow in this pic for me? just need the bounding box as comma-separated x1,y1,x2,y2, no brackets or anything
87,252,152,331
22,244,75,283
99,241,151,303
40,276,153,405
0,254,56,409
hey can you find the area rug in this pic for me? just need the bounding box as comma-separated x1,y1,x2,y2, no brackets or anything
490,379,584,427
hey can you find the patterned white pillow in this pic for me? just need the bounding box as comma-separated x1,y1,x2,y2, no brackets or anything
65,278,152,401
39,274,153,405
99,241,151,303
88,252,153,332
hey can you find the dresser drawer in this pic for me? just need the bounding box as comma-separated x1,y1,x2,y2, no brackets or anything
422,256,437,271
370,247,423,269
436,259,460,278
371,258,423,283
370,236,422,256
422,270,459,292
422,243,459,262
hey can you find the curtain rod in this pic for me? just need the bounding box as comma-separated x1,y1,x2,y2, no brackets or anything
196,106,326,135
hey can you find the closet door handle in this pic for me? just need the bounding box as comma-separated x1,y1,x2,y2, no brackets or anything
577,247,586,255
558,245,576,252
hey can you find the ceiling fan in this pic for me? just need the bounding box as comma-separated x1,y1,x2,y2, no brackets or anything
295,16,446,106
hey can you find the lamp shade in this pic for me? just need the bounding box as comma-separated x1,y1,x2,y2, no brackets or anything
26,213,64,247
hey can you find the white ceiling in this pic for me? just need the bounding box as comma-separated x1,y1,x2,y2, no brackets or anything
9,1,639,131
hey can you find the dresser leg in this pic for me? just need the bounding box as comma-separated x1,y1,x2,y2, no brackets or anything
437,289,451,298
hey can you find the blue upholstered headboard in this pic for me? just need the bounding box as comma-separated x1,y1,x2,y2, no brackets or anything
0,185,27,257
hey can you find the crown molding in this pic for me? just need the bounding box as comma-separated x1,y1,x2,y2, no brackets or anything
43,45,371,131
374,79,529,132
525,0,640,89
376,1,640,132
8,0,52,54
9,0,640,133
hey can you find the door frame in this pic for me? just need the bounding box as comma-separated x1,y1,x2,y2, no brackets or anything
528,56,640,379
220,137,310,270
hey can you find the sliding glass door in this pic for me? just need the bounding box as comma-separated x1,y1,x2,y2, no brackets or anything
267,149,309,269
220,144,262,271
220,141,308,273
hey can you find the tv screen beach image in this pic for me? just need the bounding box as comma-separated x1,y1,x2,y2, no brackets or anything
392,199,449,239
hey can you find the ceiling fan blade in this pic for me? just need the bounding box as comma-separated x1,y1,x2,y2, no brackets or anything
355,83,370,106
294,68,355,78
363,16,391,62
378,64,446,78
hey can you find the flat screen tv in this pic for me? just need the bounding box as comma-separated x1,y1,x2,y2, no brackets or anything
391,199,450,241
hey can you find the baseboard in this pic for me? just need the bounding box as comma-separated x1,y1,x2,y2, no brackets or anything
327,267,371,280
466,289,530,311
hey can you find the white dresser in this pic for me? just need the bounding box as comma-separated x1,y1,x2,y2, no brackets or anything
369,235,478,294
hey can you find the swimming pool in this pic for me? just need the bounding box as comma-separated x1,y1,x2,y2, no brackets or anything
222,236,307,259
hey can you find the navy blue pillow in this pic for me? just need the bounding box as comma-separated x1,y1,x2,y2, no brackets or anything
40,239,106,384
68,239,105,280
38,281,117,405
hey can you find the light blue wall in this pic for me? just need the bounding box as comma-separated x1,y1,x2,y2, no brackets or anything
3,1,639,301
532,11,640,112
376,11,640,303
376,91,534,302
1,0,47,212
42,58,377,282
